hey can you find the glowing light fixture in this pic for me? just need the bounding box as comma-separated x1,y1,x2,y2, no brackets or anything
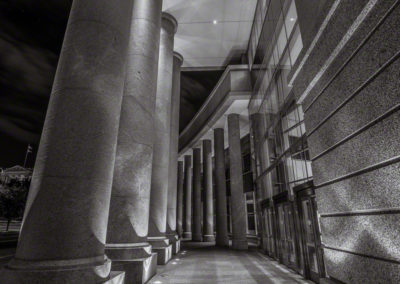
290,17,296,22
213,20,218,24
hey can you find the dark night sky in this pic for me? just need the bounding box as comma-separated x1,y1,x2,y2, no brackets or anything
0,1,222,168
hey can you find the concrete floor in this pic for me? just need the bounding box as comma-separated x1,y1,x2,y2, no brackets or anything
149,241,312,284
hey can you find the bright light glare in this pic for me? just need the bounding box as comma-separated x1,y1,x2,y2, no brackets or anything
213,20,218,24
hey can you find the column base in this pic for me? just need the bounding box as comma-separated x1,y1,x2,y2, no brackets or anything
182,232,192,240
105,242,157,283
232,239,248,250
192,234,202,242
0,255,115,283
216,235,229,247
148,237,172,265
202,235,215,242
166,234,181,254
110,253,157,284
106,271,126,284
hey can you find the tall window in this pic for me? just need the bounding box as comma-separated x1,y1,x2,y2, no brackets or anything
249,0,310,198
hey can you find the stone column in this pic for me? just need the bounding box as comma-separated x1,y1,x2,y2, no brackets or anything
0,0,133,283
148,12,177,265
192,148,202,242
213,128,229,247
183,155,192,239
227,114,248,250
177,161,184,238
166,52,183,254
105,0,162,282
202,140,215,242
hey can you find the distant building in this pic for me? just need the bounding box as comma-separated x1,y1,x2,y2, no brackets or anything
0,165,32,185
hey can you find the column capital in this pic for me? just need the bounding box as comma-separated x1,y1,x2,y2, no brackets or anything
162,12,178,34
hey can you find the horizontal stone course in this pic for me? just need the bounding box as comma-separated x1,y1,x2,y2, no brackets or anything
312,110,400,185
315,162,400,213
303,0,399,119
307,57,400,158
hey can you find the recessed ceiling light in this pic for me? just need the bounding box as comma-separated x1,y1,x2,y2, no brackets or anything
290,17,296,22
213,20,218,24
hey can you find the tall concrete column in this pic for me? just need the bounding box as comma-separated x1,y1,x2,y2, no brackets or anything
166,52,183,254
148,12,177,265
183,155,192,239
1,0,133,283
227,114,248,250
105,0,162,282
214,128,229,247
192,148,202,242
202,140,215,242
177,161,184,238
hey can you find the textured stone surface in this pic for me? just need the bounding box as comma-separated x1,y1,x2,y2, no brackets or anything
323,249,400,284
214,128,229,247
183,155,192,239
167,52,183,238
192,148,202,242
227,114,248,250
304,0,399,125
320,214,400,261
315,162,400,213
1,0,133,282
293,0,370,102
295,2,400,283
202,140,215,242
149,13,177,238
107,0,162,253
312,110,400,185
177,161,184,237
308,57,400,158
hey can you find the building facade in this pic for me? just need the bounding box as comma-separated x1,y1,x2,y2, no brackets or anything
1,0,399,283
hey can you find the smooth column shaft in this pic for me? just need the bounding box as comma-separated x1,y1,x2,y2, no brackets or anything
149,13,177,238
177,161,184,237
106,0,162,258
228,114,248,250
183,155,192,239
214,128,229,247
2,0,133,282
166,52,183,236
192,148,202,241
202,140,215,242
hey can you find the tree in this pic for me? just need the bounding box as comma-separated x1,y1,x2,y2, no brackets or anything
0,180,29,231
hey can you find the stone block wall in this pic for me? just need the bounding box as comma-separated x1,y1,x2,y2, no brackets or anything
293,0,400,283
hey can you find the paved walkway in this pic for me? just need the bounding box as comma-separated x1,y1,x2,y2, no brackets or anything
149,241,312,284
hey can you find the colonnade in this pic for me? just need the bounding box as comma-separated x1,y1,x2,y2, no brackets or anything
0,1,183,283
0,1,249,282
177,118,248,250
